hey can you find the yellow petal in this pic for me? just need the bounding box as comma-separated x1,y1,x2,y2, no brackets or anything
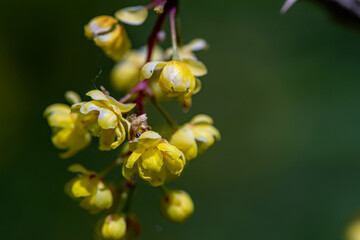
138,131,161,140
205,125,221,141
97,108,118,129
112,100,136,113
59,147,86,159
169,127,197,160
52,128,72,149
85,15,117,39
111,123,126,149
138,131,161,148
65,91,81,105
176,95,192,112
138,163,166,186
70,102,84,113
102,28,131,61
183,38,208,52
140,61,166,81
140,148,163,172
193,78,202,95
126,148,145,168
115,6,148,26
190,114,214,125
122,159,138,180
157,142,185,175
94,26,122,48
194,124,220,141
184,143,197,161
182,58,207,77
87,89,135,114
68,164,92,174
47,113,73,128
86,90,108,101
43,103,70,117
169,128,195,153
93,183,113,209
71,177,96,198
80,101,102,114
192,126,215,145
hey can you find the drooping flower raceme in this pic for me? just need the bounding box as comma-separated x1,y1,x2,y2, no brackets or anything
66,164,113,214
170,114,220,160
71,90,135,151
122,131,186,186
44,92,91,158
45,1,221,236
85,16,131,61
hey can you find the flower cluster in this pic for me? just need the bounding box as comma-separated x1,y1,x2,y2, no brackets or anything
44,1,220,239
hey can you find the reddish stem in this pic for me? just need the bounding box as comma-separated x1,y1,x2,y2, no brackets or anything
119,0,177,115
146,5,170,62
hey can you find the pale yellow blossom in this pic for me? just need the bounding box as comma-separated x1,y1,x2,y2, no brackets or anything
170,114,220,160
122,131,186,186
44,91,91,158
85,16,131,61
65,164,113,214
71,90,135,150
140,59,205,110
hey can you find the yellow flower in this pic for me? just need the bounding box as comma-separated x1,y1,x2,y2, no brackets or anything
122,131,186,187
71,90,135,151
160,190,194,223
170,114,220,160
346,219,360,240
164,38,208,61
140,58,206,110
101,214,127,240
111,46,163,92
65,164,113,214
44,91,91,158
85,16,131,61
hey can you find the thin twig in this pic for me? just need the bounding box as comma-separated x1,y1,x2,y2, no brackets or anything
151,97,178,129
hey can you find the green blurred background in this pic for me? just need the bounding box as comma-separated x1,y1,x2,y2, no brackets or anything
1,0,360,239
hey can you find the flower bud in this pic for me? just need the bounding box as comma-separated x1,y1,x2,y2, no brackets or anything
158,60,196,97
160,190,194,223
101,214,127,239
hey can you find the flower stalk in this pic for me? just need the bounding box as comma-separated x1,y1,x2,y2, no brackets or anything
44,0,220,237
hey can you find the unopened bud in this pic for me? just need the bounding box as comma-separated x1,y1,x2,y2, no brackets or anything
101,214,127,239
160,190,194,223
154,5,164,14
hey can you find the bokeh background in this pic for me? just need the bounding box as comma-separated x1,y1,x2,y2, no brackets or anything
1,0,360,239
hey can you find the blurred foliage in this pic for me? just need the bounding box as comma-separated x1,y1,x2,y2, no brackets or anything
1,0,360,239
